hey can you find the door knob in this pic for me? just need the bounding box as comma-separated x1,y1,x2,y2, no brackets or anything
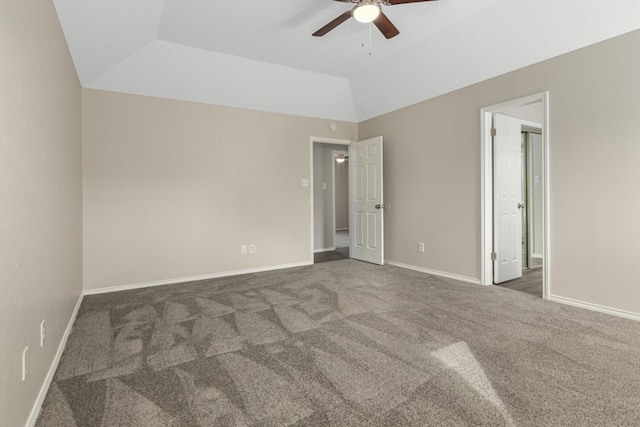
518,203,525,209
375,204,385,209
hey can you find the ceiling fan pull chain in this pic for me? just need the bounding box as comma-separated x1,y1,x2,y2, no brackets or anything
369,22,373,56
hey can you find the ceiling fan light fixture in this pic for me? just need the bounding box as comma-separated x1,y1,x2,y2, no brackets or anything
353,2,381,23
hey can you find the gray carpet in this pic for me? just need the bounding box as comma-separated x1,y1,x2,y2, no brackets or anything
36,260,640,426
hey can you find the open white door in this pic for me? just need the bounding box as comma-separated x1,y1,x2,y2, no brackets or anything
493,114,523,283
349,136,384,265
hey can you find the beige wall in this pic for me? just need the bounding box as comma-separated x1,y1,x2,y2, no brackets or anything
83,89,356,290
0,0,82,425
359,29,640,315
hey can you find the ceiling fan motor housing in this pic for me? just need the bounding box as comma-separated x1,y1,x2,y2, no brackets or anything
353,2,382,23
313,0,437,39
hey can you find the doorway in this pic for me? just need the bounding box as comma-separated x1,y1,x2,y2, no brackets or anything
310,136,385,265
494,123,543,297
480,93,550,299
310,138,351,263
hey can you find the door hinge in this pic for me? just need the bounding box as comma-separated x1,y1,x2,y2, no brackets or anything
490,128,496,137
491,252,497,261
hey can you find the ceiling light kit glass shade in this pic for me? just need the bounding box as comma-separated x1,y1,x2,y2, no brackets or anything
353,2,381,23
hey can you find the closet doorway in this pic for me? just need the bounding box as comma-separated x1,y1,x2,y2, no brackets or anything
480,92,550,299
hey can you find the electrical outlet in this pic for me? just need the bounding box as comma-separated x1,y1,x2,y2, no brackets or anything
40,320,46,347
249,244,256,254
241,245,247,254
22,347,29,381
418,242,425,252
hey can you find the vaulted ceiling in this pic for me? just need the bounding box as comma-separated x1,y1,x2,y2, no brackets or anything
53,0,640,122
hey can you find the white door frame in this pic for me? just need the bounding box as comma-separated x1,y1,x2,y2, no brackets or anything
309,137,352,263
480,92,550,298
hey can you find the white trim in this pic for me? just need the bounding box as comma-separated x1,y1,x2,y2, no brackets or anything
480,92,550,300
386,260,481,285
314,247,336,253
83,262,312,295
548,294,640,322
542,94,550,301
309,137,353,145
309,137,352,263
26,292,84,427
480,108,493,287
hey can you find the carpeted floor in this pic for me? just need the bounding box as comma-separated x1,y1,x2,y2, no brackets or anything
36,260,640,426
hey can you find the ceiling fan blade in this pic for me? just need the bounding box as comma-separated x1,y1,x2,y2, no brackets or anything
313,11,352,37
387,0,438,4
373,12,399,39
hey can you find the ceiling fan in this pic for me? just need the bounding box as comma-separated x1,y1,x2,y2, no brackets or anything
313,0,438,40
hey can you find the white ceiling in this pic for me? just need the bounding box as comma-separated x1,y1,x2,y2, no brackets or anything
53,0,640,122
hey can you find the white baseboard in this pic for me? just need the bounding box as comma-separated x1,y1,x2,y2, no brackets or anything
313,247,336,253
548,294,640,322
83,261,313,295
386,262,639,321
26,292,84,427
386,260,481,285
